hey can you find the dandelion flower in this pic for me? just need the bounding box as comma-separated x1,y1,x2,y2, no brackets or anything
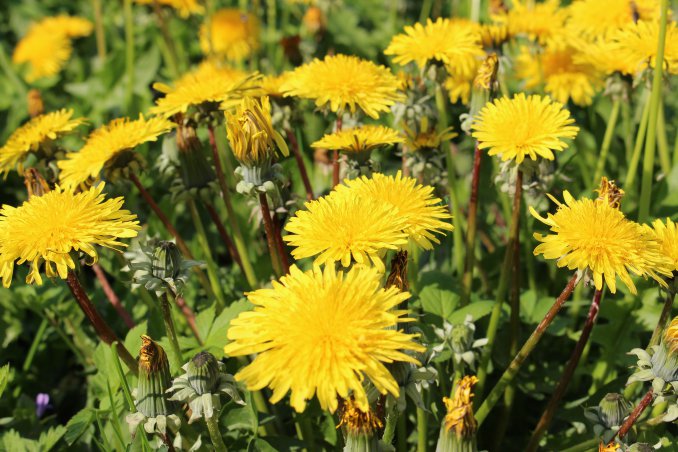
444,60,480,105
223,264,424,413
566,0,659,39
280,54,404,119
530,191,673,293
200,9,259,62
506,0,568,46
614,20,678,75
335,172,453,250
480,21,509,48
384,18,484,73
471,93,579,164
0,184,139,288
598,442,622,452
573,37,636,75
337,397,383,435
443,375,478,438
650,218,678,272
0,109,85,176
151,61,259,118
311,125,404,153
516,44,603,106
136,0,204,17
284,190,408,271
58,116,175,190
260,73,291,98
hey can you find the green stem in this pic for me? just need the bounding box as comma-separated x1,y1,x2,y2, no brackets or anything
0,44,27,97
294,413,316,448
258,192,284,276
416,407,427,452
560,438,600,452
205,414,228,452
396,411,407,452
419,0,434,21
150,0,181,78
649,288,676,348
625,90,651,187
469,0,480,21
638,0,669,222
673,119,678,166
266,0,277,64
160,292,183,371
461,144,483,306
657,98,671,175
22,318,48,372
123,0,135,114
382,404,399,445
92,0,106,60
592,98,621,186
476,169,522,399
475,273,580,426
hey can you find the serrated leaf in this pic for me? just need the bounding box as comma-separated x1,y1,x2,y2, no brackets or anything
37,426,66,451
207,299,252,358
418,285,459,321
64,408,94,445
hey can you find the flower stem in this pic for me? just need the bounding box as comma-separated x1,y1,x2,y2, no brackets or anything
205,414,228,452
204,201,244,275
287,128,314,201
66,271,138,374
175,295,202,344
614,389,654,440
22,318,48,372
258,192,284,276
416,407,427,452
638,0,668,222
332,117,342,187
625,90,651,187
526,288,604,452
150,0,181,78
382,404,399,445
475,272,580,426
123,0,135,114
657,98,671,175
92,0,106,60
92,263,135,328
593,97,621,186
649,287,676,348
460,144,483,306
476,169,522,398
207,124,258,288
160,292,183,371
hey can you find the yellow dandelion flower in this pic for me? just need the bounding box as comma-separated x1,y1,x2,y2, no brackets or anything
384,18,484,73
280,54,405,119
530,191,673,294
471,93,579,164
614,20,678,75
335,171,453,250
37,15,93,37
58,116,175,190
136,0,204,18
443,375,478,437
599,441,621,452
650,218,678,272
223,264,424,413
200,9,259,62
572,37,636,75
665,316,678,353
151,61,259,118
516,44,603,106
480,21,509,48
283,190,408,272
260,72,292,98
337,397,383,435
0,109,85,176
402,117,457,151
0,184,139,288
506,0,568,46
311,125,404,153
566,0,659,40
444,61,480,105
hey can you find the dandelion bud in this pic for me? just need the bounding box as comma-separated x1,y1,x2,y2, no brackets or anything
473,54,498,91
337,397,382,452
126,238,197,296
187,351,220,395
386,251,409,292
27,89,44,118
597,393,631,428
137,335,173,418
650,317,678,383
451,323,474,356
174,116,216,192
152,241,183,282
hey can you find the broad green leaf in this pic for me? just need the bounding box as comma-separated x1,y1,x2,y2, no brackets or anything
0,364,10,398
37,426,66,451
448,300,495,324
64,408,95,445
418,285,459,321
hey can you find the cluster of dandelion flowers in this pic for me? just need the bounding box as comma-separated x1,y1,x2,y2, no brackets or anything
530,191,673,294
504,0,568,46
0,184,140,288
199,9,259,62
135,0,204,18
384,18,483,74
284,191,409,272
471,93,579,164
311,125,404,154
565,0,659,40
58,116,175,190
0,109,85,176
335,172,454,250
651,218,678,273
613,20,678,75
150,61,258,118
223,264,424,413
280,54,405,119
13,15,92,82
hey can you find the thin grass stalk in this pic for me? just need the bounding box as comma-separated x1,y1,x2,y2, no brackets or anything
92,0,106,59
174,295,202,344
419,0,434,21
526,288,604,451
460,144,483,306
476,170,522,398
272,211,290,274
475,272,580,426
66,271,138,374
160,292,183,370
22,318,48,373
258,192,284,276
649,286,676,348
625,91,651,186
396,413,407,452
638,0,669,222
207,124,259,288
657,99,671,174
92,263,135,328
204,201,244,274
123,0,135,114
332,117,342,187
287,128,314,200
592,98,621,186
150,0,181,78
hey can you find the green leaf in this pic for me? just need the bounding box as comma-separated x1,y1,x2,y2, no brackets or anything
207,299,252,358
448,300,495,324
64,408,95,445
37,426,66,451
0,364,10,398
124,321,148,358
247,438,278,452
196,305,217,340
418,285,459,321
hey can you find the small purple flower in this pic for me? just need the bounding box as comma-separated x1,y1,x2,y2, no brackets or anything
35,393,50,418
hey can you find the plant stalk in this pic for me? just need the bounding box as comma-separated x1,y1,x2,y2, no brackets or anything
592,98,621,186
332,117,342,187
150,0,181,78
160,292,183,370
205,414,228,452
123,0,135,114
615,389,654,440
625,91,651,187
174,295,202,345
92,0,106,59
92,263,135,328
204,201,244,275
258,192,284,276
460,144,483,306
287,128,314,200
416,407,427,452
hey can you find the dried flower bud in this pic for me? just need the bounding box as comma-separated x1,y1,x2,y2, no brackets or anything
337,397,382,452
137,335,173,418
437,376,479,452
596,177,624,209
186,351,220,395
473,54,498,91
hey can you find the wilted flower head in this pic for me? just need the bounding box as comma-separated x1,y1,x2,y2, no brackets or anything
337,397,383,451
441,375,479,440
200,9,259,62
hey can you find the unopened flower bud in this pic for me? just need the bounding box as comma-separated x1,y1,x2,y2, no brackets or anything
187,351,220,395
598,393,631,428
152,241,183,282
175,116,216,191
137,335,173,418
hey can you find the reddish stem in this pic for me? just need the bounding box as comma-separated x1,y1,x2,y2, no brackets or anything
460,143,483,306
258,192,283,276
204,201,244,271
174,295,202,345
287,129,314,201
92,263,135,328
615,389,654,440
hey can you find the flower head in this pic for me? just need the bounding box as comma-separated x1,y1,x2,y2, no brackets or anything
471,93,579,164
599,442,622,452
505,0,568,46
614,20,678,75
337,397,383,435
335,172,453,250
443,375,478,438
566,0,659,40
0,184,140,288
284,190,409,271
224,264,424,413
58,115,175,190
530,190,673,294
200,9,259,61
0,109,85,176
135,0,204,18
311,125,404,153
651,218,678,273
280,54,404,119
384,18,484,73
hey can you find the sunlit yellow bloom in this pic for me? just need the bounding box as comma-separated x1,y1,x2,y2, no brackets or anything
335,172,453,250
337,397,383,435
443,375,478,437
650,218,678,272
136,0,204,17
471,93,579,163
58,116,175,190
480,21,509,48
151,61,259,118
260,73,292,98
0,109,85,176
444,62,479,105
614,20,678,75
311,125,403,153
225,96,289,166
284,190,408,272
200,9,259,62
224,264,423,413
13,15,92,82
566,0,659,40
516,44,603,106
506,0,568,46
530,191,673,294
384,18,483,74
598,442,621,452
0,184,139,288
280,54,405,119
402,117,457,151
572,37,636,75
665,317,678,353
